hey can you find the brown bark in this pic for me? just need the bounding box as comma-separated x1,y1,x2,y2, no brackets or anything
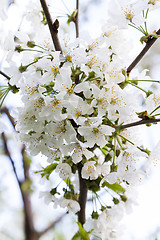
40,0,62,52
77,163,88,225
127,29,160,74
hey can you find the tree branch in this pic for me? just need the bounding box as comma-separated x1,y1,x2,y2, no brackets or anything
119,118,160,130
77,162,88,226
1,107,15,128
127,29,160,74
75,0,79,38
40,0,62,52
1,131,37,240
0,70,10,80
21,147,38,240
1,108,63,239
38,213,66,237
1,106,38,239
1,132,22,188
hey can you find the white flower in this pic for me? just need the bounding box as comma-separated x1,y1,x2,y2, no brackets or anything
108,0,146,28
66,95,93,119
3,31,15,51
146,91,160,115
15,31,30,45
4,62,24,87
74,82,92,98
146,141,160,172
0,0,8,19
105,58,125,84
60,198,80,213
100,162,111,176
54,67,73,99
55,163,72,179
38,52,61,84
53,197,80,213
39,96,67,121
61,142,94,164
39,191,52,204
82,161,100,180
78,124,113,148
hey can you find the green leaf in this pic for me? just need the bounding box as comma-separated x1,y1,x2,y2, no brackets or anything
67,9,78,25
35,163,58,180
50,187,60,196
102,181,125,194
101,147,108,156
63,178,74,190
136,110,154,120
72,222,90,240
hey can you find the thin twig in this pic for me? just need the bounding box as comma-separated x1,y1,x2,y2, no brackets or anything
40,0,62,52
1,107,64,239
1,132,22,188
119,118,160,130
2,133,37,240
0,70,10,80
77,162,88,225
21,147,38,240
127,29,160,74
0,107,15,128
1,108,37,239
75,0,79,38
38,213,67,237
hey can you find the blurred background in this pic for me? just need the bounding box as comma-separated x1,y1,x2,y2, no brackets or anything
0,0,160,239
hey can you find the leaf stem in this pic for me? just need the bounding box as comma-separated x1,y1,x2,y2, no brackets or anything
128,81,149,95
150,105,160,116
129,79,160,83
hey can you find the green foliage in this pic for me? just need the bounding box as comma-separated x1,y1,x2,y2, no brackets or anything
102,181,125,194
67,10,78,25
0,84,19,109
63,178,74,191
50,187,58,196
35,163,58,180
42,82,60,96
53,232,66,240
41,10,47,25
140,32,160,44
136,110,155,120
71,222,91,240
85,177,102,193
0,86,10,109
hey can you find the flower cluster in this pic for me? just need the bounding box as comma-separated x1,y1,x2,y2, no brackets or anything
1,0,160,239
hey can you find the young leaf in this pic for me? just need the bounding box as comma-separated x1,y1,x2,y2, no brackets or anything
35,163,58,179
72,222,90,240
102,181,125,194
